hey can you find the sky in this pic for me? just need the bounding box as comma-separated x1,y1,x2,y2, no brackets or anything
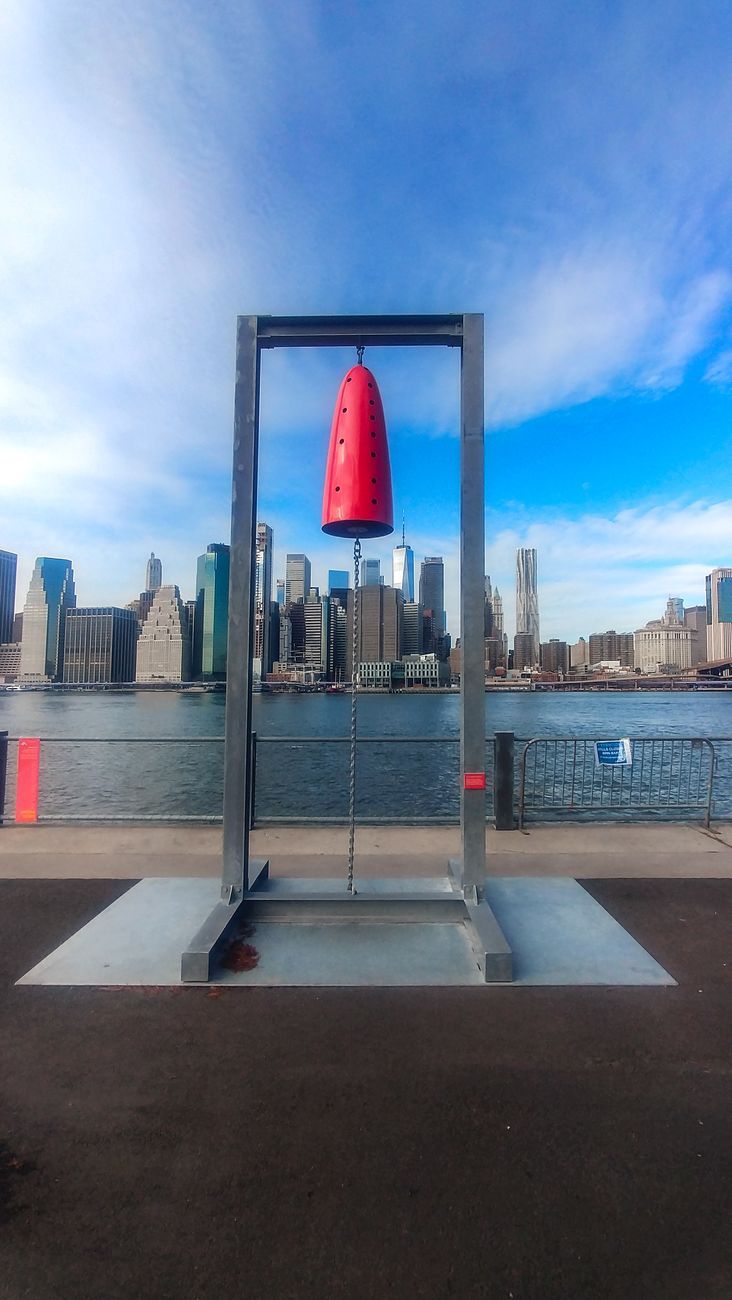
2,0,732,642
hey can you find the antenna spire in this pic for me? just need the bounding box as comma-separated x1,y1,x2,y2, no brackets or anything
401,512,405,547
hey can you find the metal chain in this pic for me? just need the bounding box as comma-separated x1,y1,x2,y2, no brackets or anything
347,537,361,893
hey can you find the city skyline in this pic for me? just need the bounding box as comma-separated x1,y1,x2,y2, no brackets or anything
3,7,732,643
2,537,726,656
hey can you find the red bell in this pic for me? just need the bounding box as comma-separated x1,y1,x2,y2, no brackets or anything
322,364,394,538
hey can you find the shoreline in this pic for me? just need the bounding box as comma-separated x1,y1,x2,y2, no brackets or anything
2,680,732,696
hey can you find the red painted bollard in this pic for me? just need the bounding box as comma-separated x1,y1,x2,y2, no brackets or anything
15,738,40,824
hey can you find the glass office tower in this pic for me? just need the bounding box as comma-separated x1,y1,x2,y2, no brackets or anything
192,543,230,680
0,550,17,644
706,568,732,660
20,557,76,681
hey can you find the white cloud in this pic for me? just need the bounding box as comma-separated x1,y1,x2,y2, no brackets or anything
482,251,732,428
704,346,732,389
3,1,732,632
487,498,731,642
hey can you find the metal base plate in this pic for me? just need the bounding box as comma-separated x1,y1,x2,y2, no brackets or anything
16,876,675,989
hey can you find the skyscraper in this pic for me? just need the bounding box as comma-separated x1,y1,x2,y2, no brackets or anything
392,522,415,602
0,550,17,644
145,552,162,593
402,602,422,656
126,589,156,630
20,557,76,681
492,587,504,636
346,585,403,675
363,559,382,587
285,554,311,605
484,575,493,637
276,579,285,606
328,569,349,598
303,588,324,669
63,608,138,683
419,557,445,642
253,523,273,681
492,587,508,666
683,605,707,666
515,548,539,667
705,567,732,661
192,543,230,680
664,597,684,625
325,597,347,681
136,586,191,682
285,601,306,661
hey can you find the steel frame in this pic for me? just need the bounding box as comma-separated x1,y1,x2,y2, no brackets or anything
181,313,512,983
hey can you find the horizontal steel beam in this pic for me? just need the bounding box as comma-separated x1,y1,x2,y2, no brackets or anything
241,892,468,923
255,314,464,349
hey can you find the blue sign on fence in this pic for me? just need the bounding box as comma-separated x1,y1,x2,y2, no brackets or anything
594,738,632,767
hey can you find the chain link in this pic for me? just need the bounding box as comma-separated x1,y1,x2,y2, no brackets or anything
347,537,361,893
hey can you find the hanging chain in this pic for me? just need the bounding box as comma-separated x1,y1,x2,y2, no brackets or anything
356,344,365,366
347,537,361,894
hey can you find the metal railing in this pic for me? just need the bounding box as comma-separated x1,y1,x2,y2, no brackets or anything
518,736,716,828
0,734,465,825
0,732,727,827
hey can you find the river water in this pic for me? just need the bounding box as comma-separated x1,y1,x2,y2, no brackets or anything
1,689,731,821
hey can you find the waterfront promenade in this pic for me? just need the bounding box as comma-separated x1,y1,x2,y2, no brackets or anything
2,819,732,879
2,823,730,1298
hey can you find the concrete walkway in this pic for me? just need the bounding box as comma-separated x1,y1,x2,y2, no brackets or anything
1,820,731,878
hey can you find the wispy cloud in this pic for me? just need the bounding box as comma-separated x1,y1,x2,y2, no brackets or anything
3,1,732,633
488,498,730,641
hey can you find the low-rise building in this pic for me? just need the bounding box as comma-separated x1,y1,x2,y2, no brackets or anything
357,661,395,688
0,642,21,683
402,653,450,687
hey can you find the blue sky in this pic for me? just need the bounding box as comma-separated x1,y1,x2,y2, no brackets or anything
2,0,732,641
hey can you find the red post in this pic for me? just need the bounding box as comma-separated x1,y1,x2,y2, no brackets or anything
16,738,40,824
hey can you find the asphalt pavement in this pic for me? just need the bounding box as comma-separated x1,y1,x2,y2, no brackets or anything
0,877,730,1300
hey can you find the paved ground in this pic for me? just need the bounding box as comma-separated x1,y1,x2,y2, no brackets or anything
2,820,732,878
1,876,730,1299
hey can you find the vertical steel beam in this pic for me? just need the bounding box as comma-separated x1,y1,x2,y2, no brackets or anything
222,316,260,899
459,314,486,894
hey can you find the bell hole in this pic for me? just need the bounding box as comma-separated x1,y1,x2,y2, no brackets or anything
367,382,373,388
342,407,347,413
370,414,375,421
369,399,375,405
339,438,344,444
371,477,376,484
370,451,376,458
371,498,377,504
346,377,352,382
335,486,340,492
